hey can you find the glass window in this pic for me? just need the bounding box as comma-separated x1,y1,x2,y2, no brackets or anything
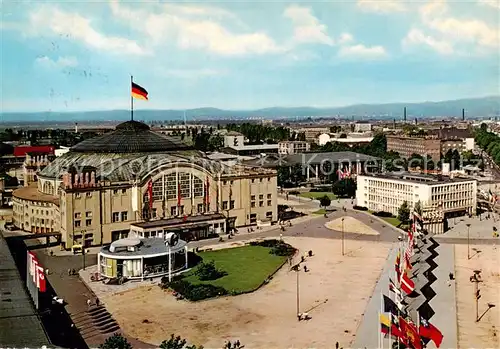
121,211,128,221
112,212,119,222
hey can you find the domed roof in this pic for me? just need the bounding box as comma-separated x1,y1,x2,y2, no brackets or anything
71,120,192,153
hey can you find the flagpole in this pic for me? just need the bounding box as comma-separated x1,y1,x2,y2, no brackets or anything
380,292,383,349
131,75,134,121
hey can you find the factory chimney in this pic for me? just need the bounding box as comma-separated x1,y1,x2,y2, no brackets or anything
462,108,465,121
393,118,396,129
75,122,78,133
404,107,407,122
415,118,418,125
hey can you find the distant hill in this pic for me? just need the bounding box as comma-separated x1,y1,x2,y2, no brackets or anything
1,96,499,123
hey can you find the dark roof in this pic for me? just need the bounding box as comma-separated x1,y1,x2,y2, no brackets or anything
71,120,193,153
243,151,381,168
0,234,50,347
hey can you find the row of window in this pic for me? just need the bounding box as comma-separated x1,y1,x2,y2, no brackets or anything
75,192,93,198
75,219,92,228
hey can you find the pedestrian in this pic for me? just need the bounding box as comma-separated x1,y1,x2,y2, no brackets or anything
87,299,92,308
280,233,283,241
235,340,240,348
335,342,339,349
95,297,100,307
68,268,71,276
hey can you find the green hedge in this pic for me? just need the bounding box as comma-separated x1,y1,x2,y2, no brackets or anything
161,279,228,301
249,239,296,257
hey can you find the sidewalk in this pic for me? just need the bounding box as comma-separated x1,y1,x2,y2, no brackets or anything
437,215,500,241
48,210,319,257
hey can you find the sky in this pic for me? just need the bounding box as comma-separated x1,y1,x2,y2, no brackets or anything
0,0,499,112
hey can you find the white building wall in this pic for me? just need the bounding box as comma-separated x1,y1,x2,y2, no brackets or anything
356,175,476,216
318,133,331,146
465,138,475,151
224,135,245,147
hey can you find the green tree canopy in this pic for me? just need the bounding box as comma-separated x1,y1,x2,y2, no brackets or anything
99,334,132,349
398,201,410,223
319,195,331,208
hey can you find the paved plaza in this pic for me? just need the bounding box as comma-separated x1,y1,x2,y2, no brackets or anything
100,236,392,348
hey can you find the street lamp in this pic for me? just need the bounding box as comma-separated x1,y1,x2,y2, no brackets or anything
296,267,300,318
341,217,345,256
466,223,471,260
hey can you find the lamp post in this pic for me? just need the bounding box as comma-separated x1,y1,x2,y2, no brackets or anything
466,223,471,260
296,268,300,318
341,217,345,256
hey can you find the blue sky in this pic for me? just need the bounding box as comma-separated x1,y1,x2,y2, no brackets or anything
1,0,499,112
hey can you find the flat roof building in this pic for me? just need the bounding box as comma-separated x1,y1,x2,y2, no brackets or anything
356,173,477,220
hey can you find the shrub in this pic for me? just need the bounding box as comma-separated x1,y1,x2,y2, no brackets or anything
270,243,296,257
163,279,228,301
249,239,296,257
353,205,368,211
373,211,393,218
194,261,227,281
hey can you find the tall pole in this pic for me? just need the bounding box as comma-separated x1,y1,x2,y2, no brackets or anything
466,223,471,259
341,217,345,256
296,269,300,317
131,75,134,121
474,279,478,321
82,245,86,271
168,245,172,282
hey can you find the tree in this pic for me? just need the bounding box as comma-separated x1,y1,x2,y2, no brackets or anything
414,200,422,216
398,201,410,224
99,334,132,349
332,178,356,198
160,334,203,349
319,195,331,209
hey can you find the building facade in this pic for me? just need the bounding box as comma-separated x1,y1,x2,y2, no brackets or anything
278,141,310,155
356,173,477,217
12,121,278,249
386,135,441,160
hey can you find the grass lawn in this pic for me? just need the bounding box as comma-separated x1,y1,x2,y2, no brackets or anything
299,192,337,200
183,245,287,293
381,216,401,227
312,208,327,215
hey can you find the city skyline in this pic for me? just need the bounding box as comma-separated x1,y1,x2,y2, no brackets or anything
1,0,499,112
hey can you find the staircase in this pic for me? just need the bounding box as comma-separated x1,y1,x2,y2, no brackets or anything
72,305,120,341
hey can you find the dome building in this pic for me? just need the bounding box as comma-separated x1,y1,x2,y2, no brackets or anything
12,121,278,249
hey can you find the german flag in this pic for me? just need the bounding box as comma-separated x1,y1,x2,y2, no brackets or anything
132,82,148,100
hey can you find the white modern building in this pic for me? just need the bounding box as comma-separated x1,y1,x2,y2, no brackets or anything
356,173,477,217
278,141,310,155
224,131,245,148
354,122,372,132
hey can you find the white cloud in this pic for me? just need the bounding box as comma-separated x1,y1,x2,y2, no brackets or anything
417,0,499,51
109,0,282,56
338,44,388,58
357,0,407,13
35,56,79,68
338,32,354,45
402,28,454,54
26,6,146,55
162,68,224,79
478,0,500,10
284,5,334,46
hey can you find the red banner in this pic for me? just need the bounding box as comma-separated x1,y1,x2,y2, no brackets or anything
27,251,46,292
148,179,153,209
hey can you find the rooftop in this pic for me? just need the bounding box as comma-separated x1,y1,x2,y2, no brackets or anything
0,234,51,347
100,237,187,257
242,151,380,168
360,172,477,184
71,120,193,153
13,184,60,205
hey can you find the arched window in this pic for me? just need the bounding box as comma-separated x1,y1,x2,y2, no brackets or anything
144,172,207,202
